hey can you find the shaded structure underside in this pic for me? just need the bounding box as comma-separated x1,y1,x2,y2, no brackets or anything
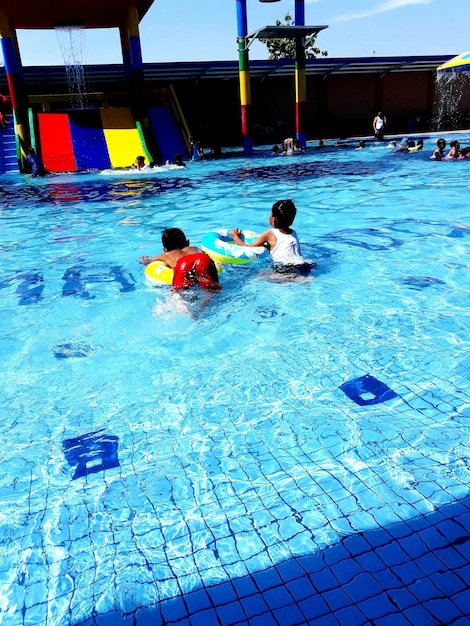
6,55,453,90
1,0,154,28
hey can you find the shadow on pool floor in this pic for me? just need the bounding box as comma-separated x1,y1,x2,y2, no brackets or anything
76,495,470,626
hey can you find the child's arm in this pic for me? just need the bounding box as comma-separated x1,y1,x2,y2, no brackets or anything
230,228,277,250
139,251,170,266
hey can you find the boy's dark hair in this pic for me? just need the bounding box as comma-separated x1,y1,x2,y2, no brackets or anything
162,228,189,251
271,199,297,230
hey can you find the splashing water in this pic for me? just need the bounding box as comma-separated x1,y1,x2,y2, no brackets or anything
433,71,470,130
55,26,90,109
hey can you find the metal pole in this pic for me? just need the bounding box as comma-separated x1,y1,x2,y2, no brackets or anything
236,0,253,155
294,0,307,148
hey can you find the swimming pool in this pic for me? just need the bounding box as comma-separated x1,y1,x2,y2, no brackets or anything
1,134,470,625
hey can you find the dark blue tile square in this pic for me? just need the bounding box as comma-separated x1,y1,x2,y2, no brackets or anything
391,561,423,585
358,592,399,620
371,568,401,590
334,605,366,626
215,600,247,625
376,543,409,567
253,568,283,592
366,528,393,548
310,567,339,593
437,519,468,543
387,587,418,611
207,581,237,605
404,604,437,625
399,534,429,559
432,571,466,596
298,594,330,620
190,608,221,626
343,534,371,557
408,578,443,603
426,598,463,623
161,597,188,622
356,550,385,572
249,614,277,626
339,374,398,406
419,526,449,550
344,573,382,602
240,594,269,619
323,587,352,611
435,546,467,570
232,576,258,599
324,543,350,566
273,604,306,626
455,564,470,586
415,552,447,576
297,553,325,574
387,521,413,540
185,589,212,613
452,589,470,615
332,558,365,585
263,586,293,611
277,559,306,583
286,577,315,602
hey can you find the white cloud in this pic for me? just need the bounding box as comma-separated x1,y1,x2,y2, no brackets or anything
333,0,434,22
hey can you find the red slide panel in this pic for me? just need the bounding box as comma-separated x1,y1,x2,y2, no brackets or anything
37,113,77,172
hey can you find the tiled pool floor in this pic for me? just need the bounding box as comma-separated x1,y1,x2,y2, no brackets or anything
75,495,470,625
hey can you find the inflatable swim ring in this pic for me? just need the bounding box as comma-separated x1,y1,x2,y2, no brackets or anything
144,261,174,286
201,229,269,264
144,258,223,286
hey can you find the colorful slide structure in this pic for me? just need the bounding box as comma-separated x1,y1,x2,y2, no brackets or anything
0,116,19,173
36,107,152,172
0,85,191,173
148,106,188,164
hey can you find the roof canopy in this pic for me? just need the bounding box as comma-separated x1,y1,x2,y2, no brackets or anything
1,0,155,29
437,51,470,73
249,25,328,40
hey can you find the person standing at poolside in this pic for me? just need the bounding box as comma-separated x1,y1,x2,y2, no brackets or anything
372,112,387,141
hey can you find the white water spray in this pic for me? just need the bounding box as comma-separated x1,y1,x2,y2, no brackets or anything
55,26,89,109
433,72,470,131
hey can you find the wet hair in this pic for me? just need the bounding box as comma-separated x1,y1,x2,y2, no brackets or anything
437,138,446,147
271,199,297,230
162,227,189,251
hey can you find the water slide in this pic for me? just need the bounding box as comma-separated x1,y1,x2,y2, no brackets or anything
7,86,190,173
148,106,188,164
0,116,18,173
36,107,151,172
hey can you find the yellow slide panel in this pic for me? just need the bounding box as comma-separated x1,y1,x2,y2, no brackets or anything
100,107,147,168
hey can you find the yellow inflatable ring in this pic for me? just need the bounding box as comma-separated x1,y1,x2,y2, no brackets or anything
201,229,269,264
144,261,174,286
144,258,223,286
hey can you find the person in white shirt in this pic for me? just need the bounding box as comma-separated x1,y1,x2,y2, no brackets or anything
231,199,314,280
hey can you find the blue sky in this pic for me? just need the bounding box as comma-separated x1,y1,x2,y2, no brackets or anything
5,0,470,67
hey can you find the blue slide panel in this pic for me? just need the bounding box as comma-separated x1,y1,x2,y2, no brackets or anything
0,119,18,173
148,107,187,164
69,110,110,170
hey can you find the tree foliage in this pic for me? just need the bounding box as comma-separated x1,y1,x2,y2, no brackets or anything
259,14,328,61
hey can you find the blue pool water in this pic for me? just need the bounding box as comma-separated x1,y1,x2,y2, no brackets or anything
1,135,470,625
